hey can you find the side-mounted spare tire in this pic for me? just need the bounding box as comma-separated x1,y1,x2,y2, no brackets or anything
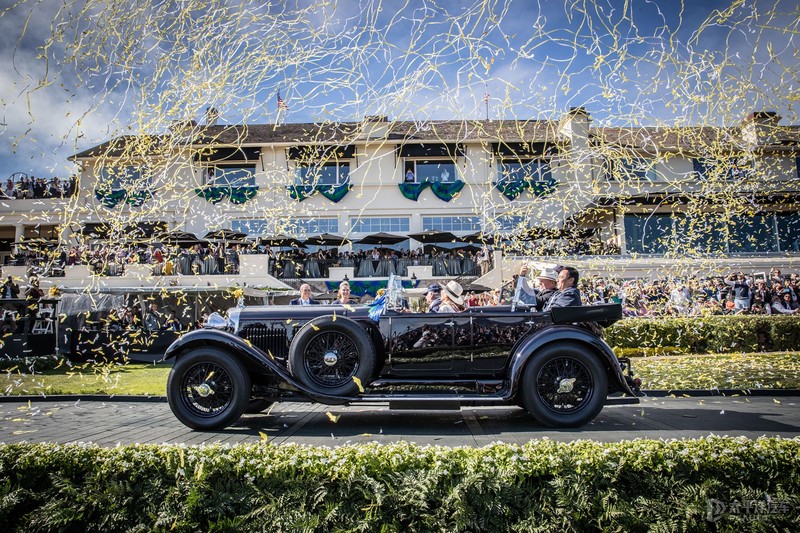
167,347,250,430
288,315,376,396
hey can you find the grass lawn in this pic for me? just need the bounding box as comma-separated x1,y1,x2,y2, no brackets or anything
2,352,799,396
2,363,171,396
633,351,800,391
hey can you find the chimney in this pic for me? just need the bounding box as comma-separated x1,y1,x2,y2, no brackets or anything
359,115,389,140
742,110,780,145
205,107,220,127
558,107,591,149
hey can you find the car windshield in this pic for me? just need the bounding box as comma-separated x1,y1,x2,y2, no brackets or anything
384,274,404,311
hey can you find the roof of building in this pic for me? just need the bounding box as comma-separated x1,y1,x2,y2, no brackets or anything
70,117,800,160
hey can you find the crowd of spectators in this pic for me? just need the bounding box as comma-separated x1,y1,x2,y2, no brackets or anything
265,246,487,279
576,267,800,317
1,175,77,200
10,243,243,277
8,243,490,280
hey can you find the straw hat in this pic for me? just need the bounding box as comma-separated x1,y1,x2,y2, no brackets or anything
441,280,464,306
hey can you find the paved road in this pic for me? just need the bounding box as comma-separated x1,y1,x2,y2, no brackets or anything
1,396,798,447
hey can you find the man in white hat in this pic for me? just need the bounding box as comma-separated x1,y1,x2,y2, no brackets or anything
534,267,559,311
517,264,560,310
437,280,465,313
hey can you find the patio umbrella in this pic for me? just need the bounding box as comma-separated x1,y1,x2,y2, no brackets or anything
408,230,459,244
79,223,111,239
427,243,481,253
304,233,351,247
156,230,208,247
257,234,306,248
13,238,59,249
356,232,408,245
459,231,501,244
203,229,249,243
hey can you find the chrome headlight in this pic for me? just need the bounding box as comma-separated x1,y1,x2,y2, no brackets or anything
226,308,242,332
204,312,229,330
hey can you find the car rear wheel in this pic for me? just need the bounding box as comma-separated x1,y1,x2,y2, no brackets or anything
167,348,250,430
288,316,375,396
521,343,607,428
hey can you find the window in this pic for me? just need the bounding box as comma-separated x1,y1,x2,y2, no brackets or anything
728,214,777,253
231,218,339,236
625,212,789,254
404,160,456,183
692,157,752,181
494,215,528,233
624,214,675,254
205,165,256,186
605,157,655,181
231,219,270,236
295,162,350,186
351,217,409,233
286,218,339,235
422,216,480,232
497,159,550,183
99,166,151,190
777,212,800,252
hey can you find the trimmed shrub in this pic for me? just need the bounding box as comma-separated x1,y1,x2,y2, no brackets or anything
0,355,66,372
606,315,799,355
0,438,797,531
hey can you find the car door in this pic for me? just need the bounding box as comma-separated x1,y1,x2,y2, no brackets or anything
387,313,458,373
469,311,537,373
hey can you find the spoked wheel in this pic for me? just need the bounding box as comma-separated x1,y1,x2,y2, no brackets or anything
167,348,250,430
304,331,361,388
521,343,607,428
288,316,375,396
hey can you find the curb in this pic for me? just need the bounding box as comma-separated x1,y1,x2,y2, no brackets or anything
0,395,167,403
1,390,800,403
641,389,800,398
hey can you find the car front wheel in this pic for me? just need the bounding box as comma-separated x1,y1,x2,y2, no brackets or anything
167,348,250,430
521,343,607,428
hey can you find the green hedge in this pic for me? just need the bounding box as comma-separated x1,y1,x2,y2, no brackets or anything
606,315,800,356
0,438,798,531
0,355,66,372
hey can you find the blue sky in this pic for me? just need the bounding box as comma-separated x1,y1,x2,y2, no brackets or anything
0,0,797,180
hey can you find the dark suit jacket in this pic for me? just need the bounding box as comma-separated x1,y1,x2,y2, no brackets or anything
542,287,582,311
290,298,320,305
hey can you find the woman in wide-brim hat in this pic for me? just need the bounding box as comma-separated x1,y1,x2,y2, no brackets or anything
438,280,465,312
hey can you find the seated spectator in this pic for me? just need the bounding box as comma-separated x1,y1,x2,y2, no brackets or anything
437,281,465,313
1,313,17,334
543,266,582,311
331,281,357,305
424,283,442,313
165,310,183,332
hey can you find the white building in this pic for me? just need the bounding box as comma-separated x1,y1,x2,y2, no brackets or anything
3,108,799,287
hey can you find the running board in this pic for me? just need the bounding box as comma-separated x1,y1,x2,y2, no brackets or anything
605,396,640,405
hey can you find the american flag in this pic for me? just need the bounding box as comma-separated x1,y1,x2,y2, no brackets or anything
277,91,288,110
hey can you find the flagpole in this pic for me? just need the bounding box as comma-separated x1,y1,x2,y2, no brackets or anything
483,83,489,121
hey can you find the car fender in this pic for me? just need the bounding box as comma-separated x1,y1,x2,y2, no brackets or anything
164,329,350,404
507,325,636,398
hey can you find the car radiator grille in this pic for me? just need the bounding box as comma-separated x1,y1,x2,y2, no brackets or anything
239,324,289,360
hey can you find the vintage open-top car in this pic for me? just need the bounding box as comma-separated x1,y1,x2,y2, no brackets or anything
164,281,641,430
